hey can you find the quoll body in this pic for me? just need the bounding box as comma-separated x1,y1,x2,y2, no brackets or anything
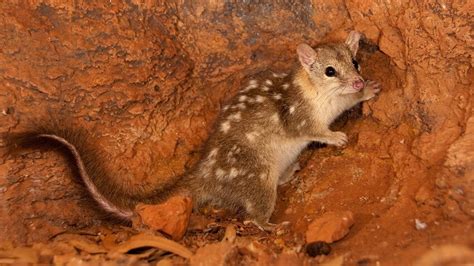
6,31,380,231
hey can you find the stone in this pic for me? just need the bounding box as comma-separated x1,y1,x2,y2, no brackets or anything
189,242,239,266
306,241,331,257
305,211,354,244
415,184,432,205
414,219,427,230
133,195,193,241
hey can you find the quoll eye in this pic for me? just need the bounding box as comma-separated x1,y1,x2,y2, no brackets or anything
352,59,359,70
325,66,336,77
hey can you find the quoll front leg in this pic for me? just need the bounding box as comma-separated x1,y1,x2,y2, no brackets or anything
278,162,301,185
314,130,348,147
361,80,381,101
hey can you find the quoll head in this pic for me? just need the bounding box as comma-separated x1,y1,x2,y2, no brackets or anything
297,31,365,95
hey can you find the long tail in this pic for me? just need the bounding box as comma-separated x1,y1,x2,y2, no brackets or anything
4,126,134,221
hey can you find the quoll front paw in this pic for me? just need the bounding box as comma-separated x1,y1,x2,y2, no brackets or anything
327,131,348,147
362,80,381,100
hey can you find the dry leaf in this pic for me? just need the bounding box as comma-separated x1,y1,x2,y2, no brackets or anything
156,257,175,266
127,248,157,259
0,247,39,264
67,239,108,254
111,233,193,259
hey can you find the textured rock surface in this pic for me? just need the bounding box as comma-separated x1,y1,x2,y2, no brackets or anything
415,244,474,266
0,0,472,265
305,211,354,243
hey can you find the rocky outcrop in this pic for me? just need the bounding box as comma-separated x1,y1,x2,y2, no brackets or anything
0,1,472,264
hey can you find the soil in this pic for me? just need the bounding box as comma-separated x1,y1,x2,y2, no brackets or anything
0,1,473,265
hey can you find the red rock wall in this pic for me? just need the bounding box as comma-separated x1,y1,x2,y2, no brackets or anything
0,1,472,259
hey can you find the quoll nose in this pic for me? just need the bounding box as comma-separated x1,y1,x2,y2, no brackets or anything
352,79,365,91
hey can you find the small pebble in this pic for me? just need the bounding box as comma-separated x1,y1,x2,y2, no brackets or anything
306,241,331,257
222,225,236,243
415,219,427,230
276,229,285,236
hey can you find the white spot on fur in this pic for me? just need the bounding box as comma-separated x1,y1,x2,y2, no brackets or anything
207,160,216,167
272,72,288,78
245,200,254,212
273,94,282,100
249,82,258,87
228,112,241,121
297,120,307,130
265,79,273,86
203,148,219,170
292,80,300,87
242,80,259,92
227,149,237,164
231,103,247,110
200,170,211,179
246,131,259,142
259,173,267,180
215,168,225,179
231,145,241,154
261,86,270,92
223,105,230,111
221,121,230,133
282,83,289,90
208,148,218,158
255,95,266,103
239,95,248,102
289,105,296,114
229,168,239,179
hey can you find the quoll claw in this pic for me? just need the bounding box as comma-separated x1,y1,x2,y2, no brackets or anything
331,131,348,147
362,80,381,100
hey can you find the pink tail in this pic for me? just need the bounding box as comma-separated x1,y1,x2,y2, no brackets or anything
38,134,134,220
5,129,134,221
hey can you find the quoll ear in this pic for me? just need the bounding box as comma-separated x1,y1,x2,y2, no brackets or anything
345,31,362,56
297,43,317,71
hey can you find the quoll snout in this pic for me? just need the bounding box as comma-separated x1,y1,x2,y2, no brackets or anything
352,79,365,91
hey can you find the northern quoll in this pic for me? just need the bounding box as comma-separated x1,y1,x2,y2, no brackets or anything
6,31,380,231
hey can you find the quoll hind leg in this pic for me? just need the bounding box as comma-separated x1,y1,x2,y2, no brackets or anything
278,162,301,185
243,185,278,231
